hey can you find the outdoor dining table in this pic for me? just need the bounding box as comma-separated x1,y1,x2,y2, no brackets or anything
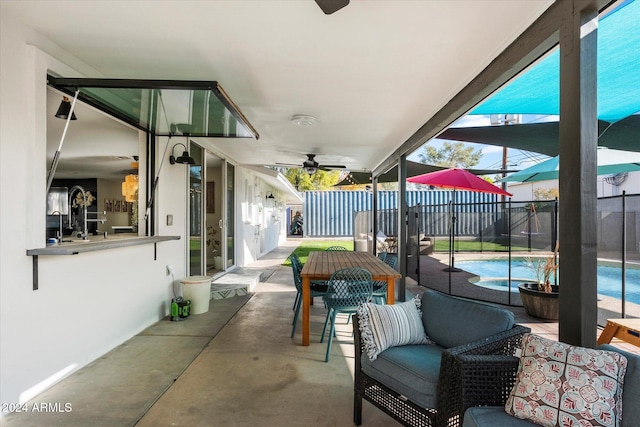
299,251,401,346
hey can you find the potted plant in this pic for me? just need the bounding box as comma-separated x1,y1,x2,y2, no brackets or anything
518,242,559,320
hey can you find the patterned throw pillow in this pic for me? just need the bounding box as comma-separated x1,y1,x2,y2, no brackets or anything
505,333,627,427
357,296,432,361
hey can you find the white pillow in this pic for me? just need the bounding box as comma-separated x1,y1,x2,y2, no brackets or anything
358,296,432,361
505,333,627,427
376,230,387,244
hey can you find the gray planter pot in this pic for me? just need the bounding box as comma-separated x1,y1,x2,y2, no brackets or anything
518,283,559,320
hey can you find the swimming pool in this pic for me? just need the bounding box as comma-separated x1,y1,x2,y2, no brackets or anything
457,258,640,305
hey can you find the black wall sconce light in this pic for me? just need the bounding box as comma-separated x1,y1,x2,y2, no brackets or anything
55,96,77,120
169,142,195,165
266,192,275,200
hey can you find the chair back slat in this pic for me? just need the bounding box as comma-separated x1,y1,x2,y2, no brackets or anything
289,253,303,292
384,254,398,270
325,268,373,309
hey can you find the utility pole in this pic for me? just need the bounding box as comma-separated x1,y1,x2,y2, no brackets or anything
491,114,519,206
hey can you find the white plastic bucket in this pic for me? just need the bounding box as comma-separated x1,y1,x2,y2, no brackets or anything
181,275,211,314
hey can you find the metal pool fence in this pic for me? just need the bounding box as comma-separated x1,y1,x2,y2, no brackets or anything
347,192,640,320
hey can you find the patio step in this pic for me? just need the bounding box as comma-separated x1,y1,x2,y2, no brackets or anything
210,269,262,300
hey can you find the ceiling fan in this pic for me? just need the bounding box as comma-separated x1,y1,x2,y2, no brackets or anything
314,0,350,15
277,154,346,175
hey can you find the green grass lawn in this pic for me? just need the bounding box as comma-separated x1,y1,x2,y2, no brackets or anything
433,240,531,252
283,240,354,266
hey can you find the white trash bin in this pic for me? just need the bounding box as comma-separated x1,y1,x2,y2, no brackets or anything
181,275,211,314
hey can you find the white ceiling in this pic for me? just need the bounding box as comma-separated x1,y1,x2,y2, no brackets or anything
5,0,553,173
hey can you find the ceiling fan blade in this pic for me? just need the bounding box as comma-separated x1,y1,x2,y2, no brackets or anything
319,165,347,171
314,0,350,15
275,162,301,168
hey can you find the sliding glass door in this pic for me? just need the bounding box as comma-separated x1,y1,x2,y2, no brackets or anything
225,162,235,269
188,144,235,277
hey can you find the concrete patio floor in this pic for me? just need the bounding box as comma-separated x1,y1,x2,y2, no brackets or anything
3,240,637,426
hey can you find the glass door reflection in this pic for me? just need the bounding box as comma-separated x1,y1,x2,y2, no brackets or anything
188,143,203,276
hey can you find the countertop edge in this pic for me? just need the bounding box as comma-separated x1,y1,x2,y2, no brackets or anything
26,236,181,256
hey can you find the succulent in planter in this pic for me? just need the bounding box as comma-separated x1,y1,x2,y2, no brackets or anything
524,242,559,293
519,242,560,320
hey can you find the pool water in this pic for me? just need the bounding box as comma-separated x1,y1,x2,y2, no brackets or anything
456,258,640,305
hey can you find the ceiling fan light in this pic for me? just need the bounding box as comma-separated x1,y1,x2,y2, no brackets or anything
304,165,318,175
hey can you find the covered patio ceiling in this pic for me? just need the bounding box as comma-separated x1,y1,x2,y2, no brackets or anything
1,0,554,173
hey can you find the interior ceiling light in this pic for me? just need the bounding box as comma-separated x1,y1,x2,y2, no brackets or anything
291,114,317,127
122,174,139,202
55,96,77,120
121,158,139,202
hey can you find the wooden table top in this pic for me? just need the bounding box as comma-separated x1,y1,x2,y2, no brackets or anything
300,251,401,280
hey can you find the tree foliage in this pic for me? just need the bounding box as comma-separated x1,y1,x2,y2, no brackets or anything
534,187,559,200
282,168,342,191
418,142,482,168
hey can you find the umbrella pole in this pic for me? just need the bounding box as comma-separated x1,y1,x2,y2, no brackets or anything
443,189,462,275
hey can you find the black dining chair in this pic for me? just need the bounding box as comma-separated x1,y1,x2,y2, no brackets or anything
289,253,329,338
372,254,398,304
321,267,373,362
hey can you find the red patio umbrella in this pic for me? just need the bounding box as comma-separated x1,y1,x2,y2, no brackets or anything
407,168,512,282
407,167,512,196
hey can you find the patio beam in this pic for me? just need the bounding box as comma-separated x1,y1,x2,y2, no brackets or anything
558,0,599,347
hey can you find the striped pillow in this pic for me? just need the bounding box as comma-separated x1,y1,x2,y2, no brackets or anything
358,296,432,361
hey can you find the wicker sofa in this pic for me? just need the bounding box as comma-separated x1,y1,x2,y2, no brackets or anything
353,289,530,427
460,343,640,427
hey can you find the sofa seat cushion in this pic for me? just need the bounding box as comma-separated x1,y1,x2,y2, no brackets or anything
361,343,445,409
463,407,537,427
421,290,515,348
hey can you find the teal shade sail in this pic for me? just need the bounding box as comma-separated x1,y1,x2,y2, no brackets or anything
439,114,640,157
471,0,640,123
498,147,640,183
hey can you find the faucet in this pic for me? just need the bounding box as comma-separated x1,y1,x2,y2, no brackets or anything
68,185,88,240
50,210,63,244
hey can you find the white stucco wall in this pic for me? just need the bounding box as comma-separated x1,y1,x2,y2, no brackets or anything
235,168,288,266
0,15,185,407
0,12,290,407
506,171,640,201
